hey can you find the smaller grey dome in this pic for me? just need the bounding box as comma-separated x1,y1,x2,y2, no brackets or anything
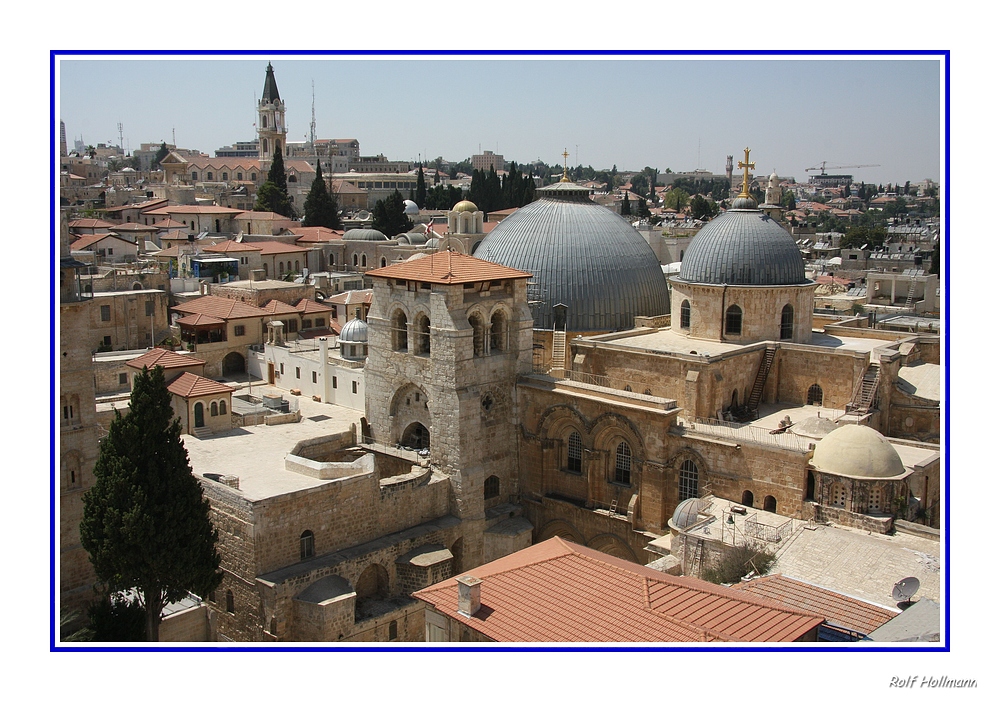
425,236,442,249
343,228,387,241
403,199,419,215
396,231,428,245
671,498,703,530
340,316,368,343
791,415,838,439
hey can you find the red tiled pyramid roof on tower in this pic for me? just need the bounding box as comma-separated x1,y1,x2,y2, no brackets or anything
367,251,531,285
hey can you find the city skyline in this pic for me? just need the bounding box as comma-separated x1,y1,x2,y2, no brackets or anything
57,55,942,187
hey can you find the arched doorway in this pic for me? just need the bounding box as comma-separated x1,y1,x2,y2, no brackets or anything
742,490,754,507
401,422,429,450
223,352,245,376
194,402,205,428
763,495,777,513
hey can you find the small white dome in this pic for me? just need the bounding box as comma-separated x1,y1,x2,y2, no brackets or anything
340,316,368,343
403,199,419,215
670,498,703,530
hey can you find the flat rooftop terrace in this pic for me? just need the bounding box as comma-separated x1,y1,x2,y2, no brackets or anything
182,386,364,501
594,328,890,361
653,496,940,610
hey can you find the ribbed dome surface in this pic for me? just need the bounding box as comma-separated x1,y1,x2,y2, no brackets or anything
475,195,670,331
811,425,905,479
340,316,368,343
678,208,807,286
671,498,703,530
343,228,387,241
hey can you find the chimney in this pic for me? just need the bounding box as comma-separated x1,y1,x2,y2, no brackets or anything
318,337,329,403
456,575,482,617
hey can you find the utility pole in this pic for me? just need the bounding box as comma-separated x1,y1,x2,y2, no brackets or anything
310,80,317,159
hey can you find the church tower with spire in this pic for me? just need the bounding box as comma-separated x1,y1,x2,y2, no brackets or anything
258,62,286,173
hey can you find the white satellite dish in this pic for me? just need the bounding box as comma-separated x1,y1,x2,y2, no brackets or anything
891,576,920,603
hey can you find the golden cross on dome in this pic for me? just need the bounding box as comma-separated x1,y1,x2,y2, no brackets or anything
738,147,755,197
561,148,571,182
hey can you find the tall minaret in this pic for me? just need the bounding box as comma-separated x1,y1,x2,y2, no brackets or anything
725,154,734,195
258,62,286,173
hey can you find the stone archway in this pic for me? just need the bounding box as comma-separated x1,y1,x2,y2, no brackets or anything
400,422,429,450
223,351,245,376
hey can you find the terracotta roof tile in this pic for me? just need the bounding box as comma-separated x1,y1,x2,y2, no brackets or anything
167,371,233,398
70,233,135,251
287,226,344,243
126,348,206,370
175,313,227,327
328,290,373,305
109,222,159,232
731,575,897,635
172,295,269,320
68,218,115,228
202,240,262,253
414,538,823,642
259,300,300,315
254,240,309,255
367,251,531,285
294,299,334,313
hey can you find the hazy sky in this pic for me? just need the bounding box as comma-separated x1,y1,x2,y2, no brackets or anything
57,55,942,186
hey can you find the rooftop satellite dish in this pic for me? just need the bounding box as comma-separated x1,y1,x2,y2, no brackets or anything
235,233,244,243
892,576,920,603
860,243,867,250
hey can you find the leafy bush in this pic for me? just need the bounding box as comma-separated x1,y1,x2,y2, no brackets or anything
702,541,777,585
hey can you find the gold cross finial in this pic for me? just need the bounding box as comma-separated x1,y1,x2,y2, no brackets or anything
561,149,571,182
738,147,755,198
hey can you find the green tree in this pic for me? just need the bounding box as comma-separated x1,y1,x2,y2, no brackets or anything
690,194,719,220
662,188,690,212
621,191,631,216
80,365,222,641
153,142,169,170
929,241,940,276
415,163,427,209
254,150,295,217
372,190,412,237
780,190,797,211
636,197,651,219
302,161,342,229
840,225,887,250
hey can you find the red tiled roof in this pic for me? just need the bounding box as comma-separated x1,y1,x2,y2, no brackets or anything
151,246,184,258
173,295,269,320
367,251,531,285
175,313,227,327
254,240,309,255
287,226,344,243
70,233,135,251
414,538,823,642
203,240,262,253
144,205,246,215
68,218,115,228
259,299,299,315
328,290,373,306
126,348,206,371
731,575,896,635
294,299,335,314
167,371,233,399
109,222,159,232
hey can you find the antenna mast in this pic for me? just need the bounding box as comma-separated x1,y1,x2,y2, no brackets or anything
117,122,124,151
310,80,317,159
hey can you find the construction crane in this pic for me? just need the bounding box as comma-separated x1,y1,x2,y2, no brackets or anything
805,161,880,175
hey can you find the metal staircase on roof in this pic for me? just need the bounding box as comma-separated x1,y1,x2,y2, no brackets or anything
747,347,777,418
551,330,567,372
847,363,881,415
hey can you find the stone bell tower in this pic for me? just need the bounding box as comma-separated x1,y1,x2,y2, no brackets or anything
365,251,534,567
258,62,286,173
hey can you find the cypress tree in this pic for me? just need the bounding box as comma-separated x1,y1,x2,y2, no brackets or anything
80,365,223,642
255,150,295,217
372,190,412,237
415,163,427,209
621,191,631,216
302,161,341,230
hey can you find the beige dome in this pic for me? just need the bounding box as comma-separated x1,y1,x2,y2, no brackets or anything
452,200,478,213
811,424,905,479
791,415,838,439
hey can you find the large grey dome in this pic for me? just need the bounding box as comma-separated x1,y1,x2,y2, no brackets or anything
474,184,670,332
678,206,807,286
343,228,388,241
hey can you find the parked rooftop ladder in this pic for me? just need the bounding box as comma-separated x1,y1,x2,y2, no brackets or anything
904,271,919,308
747,347,777,418
551,330,567,372
847,363,881,415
